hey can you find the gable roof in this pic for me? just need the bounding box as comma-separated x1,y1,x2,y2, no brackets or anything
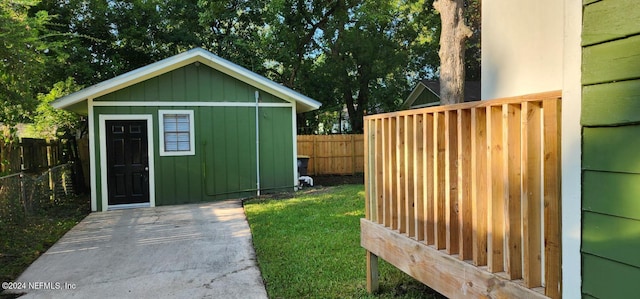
51,48,321,113
401,80,481,109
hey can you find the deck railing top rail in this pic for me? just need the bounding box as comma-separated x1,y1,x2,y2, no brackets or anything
365,90,562,120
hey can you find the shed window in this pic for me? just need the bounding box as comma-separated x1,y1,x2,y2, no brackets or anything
159,110,195,156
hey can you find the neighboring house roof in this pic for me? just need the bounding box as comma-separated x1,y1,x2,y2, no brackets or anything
401,80,482,109
51,48,322,113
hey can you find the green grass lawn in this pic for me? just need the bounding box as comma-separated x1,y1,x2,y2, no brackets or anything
244,185,443,298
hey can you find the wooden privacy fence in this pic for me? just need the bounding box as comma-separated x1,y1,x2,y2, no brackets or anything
297,134,364,175
0,138,66,175
362,91,562,298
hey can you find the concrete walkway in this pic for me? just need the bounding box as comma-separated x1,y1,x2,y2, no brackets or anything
6,200,268,299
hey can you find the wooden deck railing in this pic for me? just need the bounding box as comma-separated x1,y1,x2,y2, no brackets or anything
362,91,561,298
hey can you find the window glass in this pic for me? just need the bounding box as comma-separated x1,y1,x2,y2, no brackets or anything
159,111,195,156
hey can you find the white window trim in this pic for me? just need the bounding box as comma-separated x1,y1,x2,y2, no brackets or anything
159,110,195,156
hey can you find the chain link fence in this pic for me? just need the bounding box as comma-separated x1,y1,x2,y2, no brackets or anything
0,163,76,223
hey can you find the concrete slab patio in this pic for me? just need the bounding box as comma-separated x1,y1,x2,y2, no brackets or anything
4,200,268,299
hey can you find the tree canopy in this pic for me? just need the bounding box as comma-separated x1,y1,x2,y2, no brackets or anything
1,0,51,132
1,0,481,136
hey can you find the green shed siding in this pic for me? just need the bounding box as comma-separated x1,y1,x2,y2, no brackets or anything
582,1,640,298
95,63,286,103
410,90,440,108
258,107,294,190
93,105,294,210
91,64,297,211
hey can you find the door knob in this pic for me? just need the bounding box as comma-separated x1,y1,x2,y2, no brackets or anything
144,166,149,171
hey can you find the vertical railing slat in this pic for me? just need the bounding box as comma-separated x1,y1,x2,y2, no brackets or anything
380,119,386,224
375,119,384,223
425,113,435,245
397,116,406,233
458,109,473,260
364,118,371,220
505,104,523,280
405,115,416,238
435,112,447,249
390,117,398,230
522,101,543,288
543,99,562,298
471,108,488,266
415,114,425,241
384,118,392,227
445,110,459,255
488,106,505,273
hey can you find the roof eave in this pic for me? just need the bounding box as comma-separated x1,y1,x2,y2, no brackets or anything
194,50,321,113
51,48,322,113
51,50,201,109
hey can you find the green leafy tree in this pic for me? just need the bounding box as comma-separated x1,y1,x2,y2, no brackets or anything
21,0,479,135
197,0,269,71
263,0,440,133
34,0,203,86
32,78,83,139
0,0,51,135
31,0,116,86
258,0,353,133
464,0,481,81
328,0,439,132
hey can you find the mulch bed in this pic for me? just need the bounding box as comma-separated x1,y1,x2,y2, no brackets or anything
310,174,364,187
247,174,364,201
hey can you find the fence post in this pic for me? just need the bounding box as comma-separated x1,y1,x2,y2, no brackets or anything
0,140,4,174
20,172,28,216
47,141,55,203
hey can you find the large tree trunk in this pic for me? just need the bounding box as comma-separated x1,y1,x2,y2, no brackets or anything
434,0,473,105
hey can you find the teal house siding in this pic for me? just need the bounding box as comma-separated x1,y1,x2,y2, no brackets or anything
582,1,640,298
52,48,320,212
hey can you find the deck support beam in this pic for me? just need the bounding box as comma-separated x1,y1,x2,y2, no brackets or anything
361,219,547,298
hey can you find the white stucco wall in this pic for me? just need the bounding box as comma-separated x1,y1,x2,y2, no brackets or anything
481,0,564,99
561,1,582,298
482,1,582,297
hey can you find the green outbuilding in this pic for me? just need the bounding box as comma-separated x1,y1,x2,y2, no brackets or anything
52,48,321,211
